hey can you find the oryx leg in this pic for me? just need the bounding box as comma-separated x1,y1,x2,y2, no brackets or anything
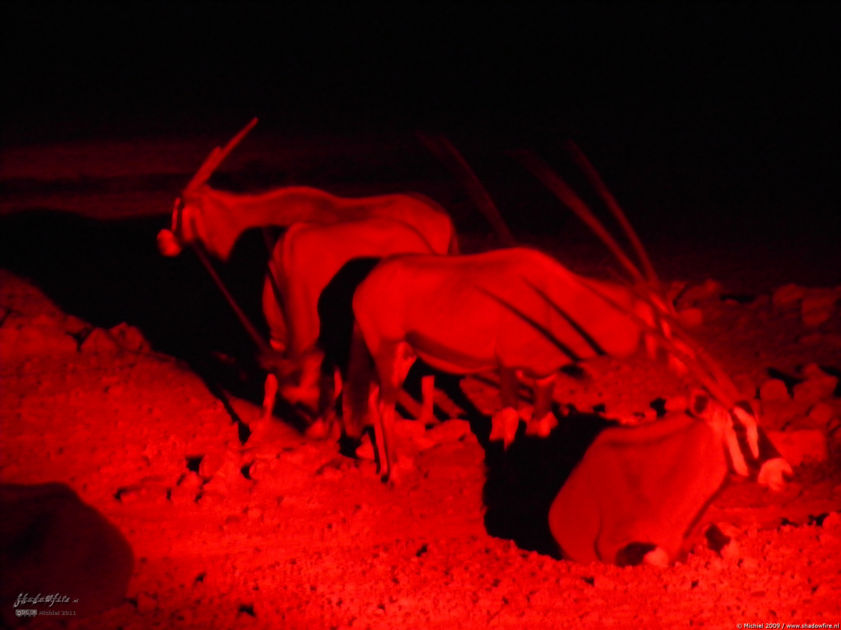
278,350,322,415
258,340,289,424
525,373,559,437
306,360,341,440
419,374,436,425
261,372,279,423
371,341,417,482
489,367,521,448
343,325,375,441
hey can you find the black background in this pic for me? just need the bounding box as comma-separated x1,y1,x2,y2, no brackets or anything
2,2,839,243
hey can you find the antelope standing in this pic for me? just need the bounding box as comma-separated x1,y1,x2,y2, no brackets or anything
259,217,443,429
346,146,789,486
157,119,458,261
155,119,458,432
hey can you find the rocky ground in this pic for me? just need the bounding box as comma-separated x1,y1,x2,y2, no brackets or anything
1,134,840,628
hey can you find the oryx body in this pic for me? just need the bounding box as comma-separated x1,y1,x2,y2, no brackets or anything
354,247,650,375
161,185,458,260
155,119,460,433
261,217,441,420
349,247,659,479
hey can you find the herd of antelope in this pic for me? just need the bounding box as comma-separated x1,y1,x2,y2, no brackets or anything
157,119,792,566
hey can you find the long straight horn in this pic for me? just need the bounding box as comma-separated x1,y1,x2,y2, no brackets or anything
514,149,645,284
418,133,517,246
184,117,259,193
578,278,737,409
566,141,660,286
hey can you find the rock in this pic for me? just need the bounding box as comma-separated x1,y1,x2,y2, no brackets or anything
426,419,472,443
822,512,841,531
802,363,831,379
793,370,838,405
135,591,158,613
749,294,771,310
720,537,741,562
170,473,203,505
766,429,828,465
759,378,790,402
0,483,134,623
394,418,426,441
798,332,841,348
108,322,150,352
772,283,806,309
677,307,704,328
801,289,838,327
678,279,723,307
664,395,689,413
0,312,78,359
198,449,228,480
807,402,836,429
81,327,121,353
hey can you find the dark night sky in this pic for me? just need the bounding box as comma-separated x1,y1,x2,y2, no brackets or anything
2,2,839,242
3,3,838,137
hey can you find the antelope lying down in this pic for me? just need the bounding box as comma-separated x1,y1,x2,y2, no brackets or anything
549,390,787,566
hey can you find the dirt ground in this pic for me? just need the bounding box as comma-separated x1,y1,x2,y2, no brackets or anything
1,133,840,629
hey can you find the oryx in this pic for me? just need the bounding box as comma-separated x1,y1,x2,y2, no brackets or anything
156,119,458,261
548,390,787,566
259,217,443,432
155,119,459,434
347,246,672,480
345,146,790,487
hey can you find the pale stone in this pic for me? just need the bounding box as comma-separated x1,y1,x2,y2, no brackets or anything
801,289,838,327
426,419,471,443
766,429,828,465
772,283,806,309
759,378,790,402
808,402,835,424
677,307,703,328
679,279,723,306
793,373,838,405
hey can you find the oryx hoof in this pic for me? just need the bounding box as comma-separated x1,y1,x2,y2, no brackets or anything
490,407,521,449
355,435,375,461
642,546,670,568
379,455,410,485
525,412,558,438
305,418,332,440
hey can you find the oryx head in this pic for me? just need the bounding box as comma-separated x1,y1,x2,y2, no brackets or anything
515,144,764,462
260,346,326,416
157,118,258,257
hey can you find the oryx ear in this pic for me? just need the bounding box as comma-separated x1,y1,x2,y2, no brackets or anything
690,389,710,416
157,229,183,257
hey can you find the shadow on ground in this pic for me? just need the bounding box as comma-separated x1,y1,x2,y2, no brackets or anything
0,209,271,402
482,410,615,556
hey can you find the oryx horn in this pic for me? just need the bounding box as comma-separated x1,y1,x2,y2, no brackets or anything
564,141,660,287
514,149,646,285
418,133,517,246
184,117,259,193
